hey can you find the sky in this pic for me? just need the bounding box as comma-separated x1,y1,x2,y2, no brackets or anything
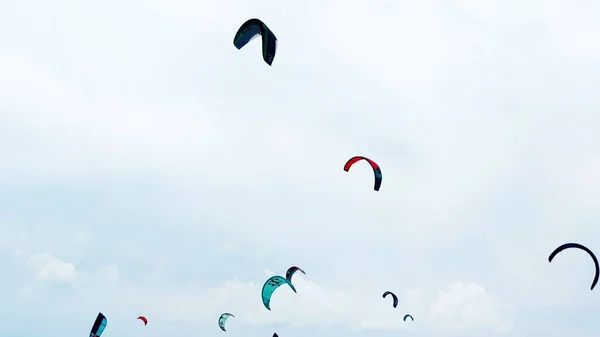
0,0,599,336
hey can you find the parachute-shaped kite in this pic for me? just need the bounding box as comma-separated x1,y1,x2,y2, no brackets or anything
89,312,107,337
273,334,278,337
404,314,414,321
549,242,599,290
344,156,382,191
262,275,296,310
218,313,235,332
286,266,306,285
137,316,147,326
382,291,398,308
233,18,277,65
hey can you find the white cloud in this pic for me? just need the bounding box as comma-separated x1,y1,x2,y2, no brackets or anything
156,275,356,327
429,281,508,331
25,252,77,284
111,275,505,334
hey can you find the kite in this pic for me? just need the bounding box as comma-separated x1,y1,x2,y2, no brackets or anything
233,18,277,65
218,313,235,331
549,242,599,290
344,156,382,191
285,266,306,285
89,312,107,337
382,291,398,308
262,275,296,310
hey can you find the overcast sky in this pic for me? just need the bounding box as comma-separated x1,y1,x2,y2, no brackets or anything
1,0,599,336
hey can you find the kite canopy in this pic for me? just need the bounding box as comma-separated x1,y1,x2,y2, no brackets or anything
137,316,147,326
382,291,398,308
261,275,296,310
89,312,107,337
549,242,599,290
344,156,382,191
285,266,306,284
233,18,277,65
218,313,235,332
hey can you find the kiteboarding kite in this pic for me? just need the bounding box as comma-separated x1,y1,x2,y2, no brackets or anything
262,275,297,310
273,334,279,337
382,291,398,308
89,312,107,337
404,314,414,321
549,242,599,290
344,156,382,191
218,313,235,332
286,266,306,285
137,316,147,326
233,18,277,65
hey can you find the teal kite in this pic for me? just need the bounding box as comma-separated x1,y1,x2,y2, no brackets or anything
218,313,234,331
89,312,107,337
261,275,296,310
